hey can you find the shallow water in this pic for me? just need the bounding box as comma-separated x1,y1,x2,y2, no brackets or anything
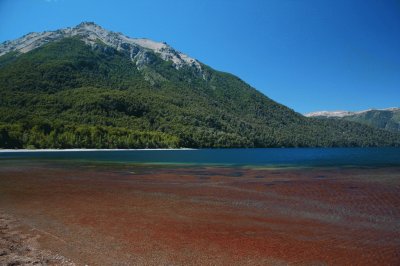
0,149,399,265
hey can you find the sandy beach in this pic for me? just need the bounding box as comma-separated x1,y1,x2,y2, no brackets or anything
0,161,399,265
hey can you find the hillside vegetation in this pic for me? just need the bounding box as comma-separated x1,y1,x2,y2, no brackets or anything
342,110,400,133
1,38,399,148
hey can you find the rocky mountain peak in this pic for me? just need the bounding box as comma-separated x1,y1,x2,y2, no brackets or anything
0,22,203,74
76,21,99,28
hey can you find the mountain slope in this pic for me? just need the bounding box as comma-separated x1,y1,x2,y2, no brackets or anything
306,108,400,133
0,22,399,148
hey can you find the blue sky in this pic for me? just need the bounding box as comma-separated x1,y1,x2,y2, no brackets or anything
0,0,399,113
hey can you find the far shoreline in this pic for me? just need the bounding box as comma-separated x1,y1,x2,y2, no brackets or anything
0,148,197,152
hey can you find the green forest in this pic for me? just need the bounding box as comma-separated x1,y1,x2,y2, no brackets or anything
1,37,399,148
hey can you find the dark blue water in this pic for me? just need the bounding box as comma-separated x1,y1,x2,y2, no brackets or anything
1,148,400,167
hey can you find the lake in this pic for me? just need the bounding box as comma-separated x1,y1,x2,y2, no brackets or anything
0,148,399,265
1,147,400,167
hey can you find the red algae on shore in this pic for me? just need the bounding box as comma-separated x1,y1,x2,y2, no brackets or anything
0,161,399,265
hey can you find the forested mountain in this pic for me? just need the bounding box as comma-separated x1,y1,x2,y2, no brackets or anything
306,108,400,133
0,22,399,148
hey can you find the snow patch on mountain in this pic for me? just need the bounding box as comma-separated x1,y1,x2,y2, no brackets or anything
305,107,400,118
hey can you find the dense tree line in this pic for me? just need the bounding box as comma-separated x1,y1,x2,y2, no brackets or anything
0,123,179,149
0,37,399,148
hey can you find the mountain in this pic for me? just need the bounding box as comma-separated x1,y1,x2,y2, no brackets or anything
0,22,399,148
305,108,400,133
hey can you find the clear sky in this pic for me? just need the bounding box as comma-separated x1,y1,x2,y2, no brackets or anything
0,0,399,114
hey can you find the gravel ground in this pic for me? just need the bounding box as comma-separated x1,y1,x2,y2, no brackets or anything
0,212,75,266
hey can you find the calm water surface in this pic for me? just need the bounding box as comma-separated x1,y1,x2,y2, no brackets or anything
1,148,399,167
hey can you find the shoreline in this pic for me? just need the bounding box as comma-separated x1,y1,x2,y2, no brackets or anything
1,147,398,153
0,148,196,152
0,212,75,265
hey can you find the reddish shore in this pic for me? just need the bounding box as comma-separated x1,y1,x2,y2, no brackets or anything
0,161,399,265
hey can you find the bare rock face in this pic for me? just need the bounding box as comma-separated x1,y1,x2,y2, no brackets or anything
0,21,203,73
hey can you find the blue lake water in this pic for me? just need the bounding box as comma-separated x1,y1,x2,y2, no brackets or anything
1,148,400,167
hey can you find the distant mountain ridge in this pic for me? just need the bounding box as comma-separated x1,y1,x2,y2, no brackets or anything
305,107,400,118
0,22,399,148
305,108,400,133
